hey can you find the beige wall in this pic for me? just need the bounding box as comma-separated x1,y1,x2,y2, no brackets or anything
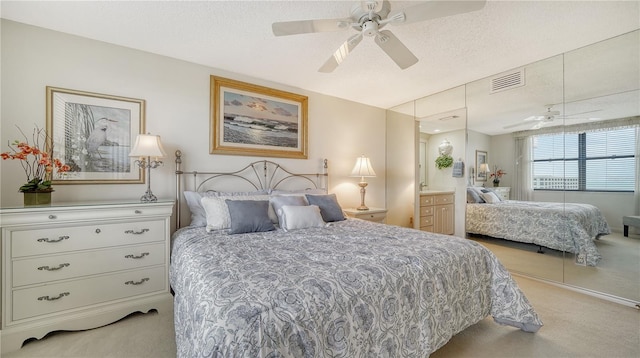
385,108,416,227
0,20,386,214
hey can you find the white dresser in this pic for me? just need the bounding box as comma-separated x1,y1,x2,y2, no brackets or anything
0,200,174,354
492,186,511,200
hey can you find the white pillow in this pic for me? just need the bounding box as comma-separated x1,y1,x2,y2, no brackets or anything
480,191,501,204
280,205,327,231
201,195,270,232
183,190,268,227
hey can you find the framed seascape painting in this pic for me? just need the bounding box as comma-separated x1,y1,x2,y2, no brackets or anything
476,150,488,182
210,75,308,159
46,86,145,184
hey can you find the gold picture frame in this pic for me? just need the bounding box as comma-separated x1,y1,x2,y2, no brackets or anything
210,76,308,159
46,86,145,184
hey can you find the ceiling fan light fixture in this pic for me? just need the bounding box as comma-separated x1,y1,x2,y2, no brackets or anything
362,20,379,36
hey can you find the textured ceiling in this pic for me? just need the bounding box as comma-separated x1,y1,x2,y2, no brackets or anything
2,1,639,115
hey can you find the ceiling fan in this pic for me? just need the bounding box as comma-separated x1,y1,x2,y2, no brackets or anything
272,0,487,73
503,105,603,130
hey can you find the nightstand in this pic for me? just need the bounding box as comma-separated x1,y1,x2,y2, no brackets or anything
343,208,387,223
492,187,511,200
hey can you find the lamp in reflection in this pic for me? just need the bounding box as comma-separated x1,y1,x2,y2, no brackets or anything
129,134,166,202
351,155,376,211
479,163,490,186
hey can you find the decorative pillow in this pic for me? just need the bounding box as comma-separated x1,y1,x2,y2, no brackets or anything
481,188,502,201
201,195,270,232
468,187,486,203
280,205,326,231
183,190,268,227
270,195,308,227
305,194,345,222
466,188,483,203
480,191,501,204
226,200,275,234
183,191,208,227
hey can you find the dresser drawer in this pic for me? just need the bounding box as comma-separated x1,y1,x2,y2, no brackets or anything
419,215,433,227
357,211,386,222
11,220,166,257
12,266,166,321
420,225,434,232
434,194,454,205
12,243,166,287
420,206,434,216
420,196,435,206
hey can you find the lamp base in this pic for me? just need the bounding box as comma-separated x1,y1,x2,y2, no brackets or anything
140,190,158,203
357,181,369,211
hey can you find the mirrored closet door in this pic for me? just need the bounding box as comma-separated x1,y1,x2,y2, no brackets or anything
387,30,639,305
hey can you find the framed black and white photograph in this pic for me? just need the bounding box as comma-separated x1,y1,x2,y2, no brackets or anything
210,76,308,159
46,86,145,184
476,150,488,182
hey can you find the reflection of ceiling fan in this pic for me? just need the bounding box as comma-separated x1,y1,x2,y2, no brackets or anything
272,0,487,72
504,105,603,130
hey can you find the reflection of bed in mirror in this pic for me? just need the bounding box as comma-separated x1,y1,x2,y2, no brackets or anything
171,152,542,357
465,188,610,266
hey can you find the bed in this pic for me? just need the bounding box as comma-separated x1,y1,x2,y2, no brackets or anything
465,187,611,266
170,153,542,357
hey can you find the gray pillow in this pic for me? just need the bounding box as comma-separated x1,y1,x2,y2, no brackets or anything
305,194,345,222
466,188,483,203
225,200,275,234
270,195,308,227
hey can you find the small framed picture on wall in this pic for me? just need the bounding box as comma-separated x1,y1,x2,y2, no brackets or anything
476,150,488,182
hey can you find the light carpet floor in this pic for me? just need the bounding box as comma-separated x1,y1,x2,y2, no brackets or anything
3,275,639,358
469,231,640,302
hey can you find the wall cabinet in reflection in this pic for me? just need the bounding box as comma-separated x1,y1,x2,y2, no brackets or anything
420,192,455,235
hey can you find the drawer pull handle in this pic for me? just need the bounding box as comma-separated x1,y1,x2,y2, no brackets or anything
37,236,69,243
95,228,101,234
135,210,142,214
48,215,57,219
124,228,149,235
125,278,149,286
38,292,70,301
125,252,149,259
38,263,70,271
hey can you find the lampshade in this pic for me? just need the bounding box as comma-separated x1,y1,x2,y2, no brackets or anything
479,163,490,173
129,134,167,158
350,155,376,177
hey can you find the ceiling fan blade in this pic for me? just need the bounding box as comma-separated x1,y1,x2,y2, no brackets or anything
562,109,603,118
272,18,352,36
523,115,544,122
389,0,487,25
318,33,363,73
503,121,532,130
531,121,548,130
374,30,418,69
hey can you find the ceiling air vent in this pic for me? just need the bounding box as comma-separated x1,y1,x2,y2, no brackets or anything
490,69,525,94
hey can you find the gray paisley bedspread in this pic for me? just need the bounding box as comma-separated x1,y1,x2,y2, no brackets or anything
466,201,610,266
170,219,542,357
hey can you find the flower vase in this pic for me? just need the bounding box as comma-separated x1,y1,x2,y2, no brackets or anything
23,190,52,206
493,180,500,187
